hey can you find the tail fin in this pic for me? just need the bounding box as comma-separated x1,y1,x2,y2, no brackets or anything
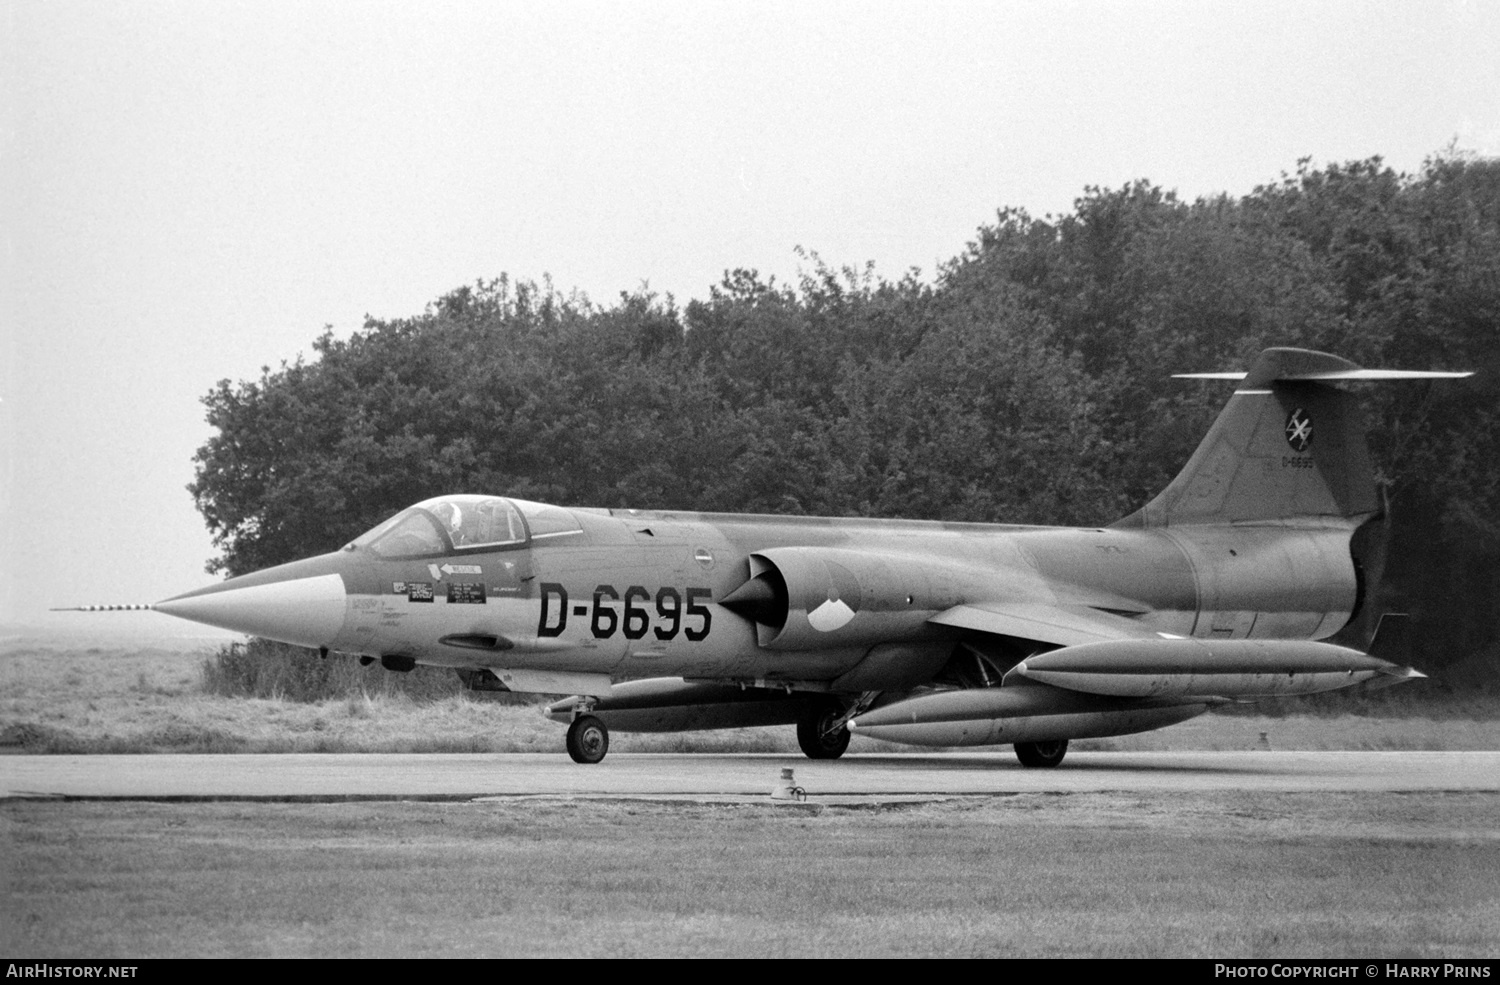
1114,348,1470,529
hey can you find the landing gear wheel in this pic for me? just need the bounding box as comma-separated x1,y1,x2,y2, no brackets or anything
566,715,609,765
797,704,851,760
1014,739,1068,768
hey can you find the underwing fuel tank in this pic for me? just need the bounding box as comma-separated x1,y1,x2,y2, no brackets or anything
1004,638,1424,698
848,685,1212,747
545,678,829,732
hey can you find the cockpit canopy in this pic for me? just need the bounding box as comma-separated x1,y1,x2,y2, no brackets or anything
348,495,582,558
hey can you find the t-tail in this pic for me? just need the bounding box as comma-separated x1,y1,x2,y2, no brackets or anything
1113,348,1471,529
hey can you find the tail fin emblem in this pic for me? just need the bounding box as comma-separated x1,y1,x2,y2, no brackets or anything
1285,408,1313,452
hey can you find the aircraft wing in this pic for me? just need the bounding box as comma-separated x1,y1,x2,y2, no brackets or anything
927,601,1418,701
928,601,1163,647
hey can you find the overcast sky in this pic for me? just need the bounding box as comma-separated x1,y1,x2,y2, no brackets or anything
4,0,1499,634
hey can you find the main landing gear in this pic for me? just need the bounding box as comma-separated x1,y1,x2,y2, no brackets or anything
1013,739,1068,768
796,702,851,760
566,714,609,765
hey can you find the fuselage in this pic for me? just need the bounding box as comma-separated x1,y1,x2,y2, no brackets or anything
155,495,1363,688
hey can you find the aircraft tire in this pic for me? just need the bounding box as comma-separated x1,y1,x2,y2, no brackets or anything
797,704,851,760
566,715,610,765
1014,739,1068,768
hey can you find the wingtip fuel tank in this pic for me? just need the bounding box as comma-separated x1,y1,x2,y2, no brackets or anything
1003,638,1418,699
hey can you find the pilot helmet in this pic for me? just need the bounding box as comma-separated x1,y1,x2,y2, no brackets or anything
431,501,463,533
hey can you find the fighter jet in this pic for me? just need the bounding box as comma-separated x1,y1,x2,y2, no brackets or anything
141,347,1468,766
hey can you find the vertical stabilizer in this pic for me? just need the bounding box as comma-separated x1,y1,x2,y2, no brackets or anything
1115,349,1383,528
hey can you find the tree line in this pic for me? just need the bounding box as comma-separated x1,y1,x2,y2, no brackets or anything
191,152,1500,680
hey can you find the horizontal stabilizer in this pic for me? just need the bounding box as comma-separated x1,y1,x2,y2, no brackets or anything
1174,369,1473,381
1172,348,1471,386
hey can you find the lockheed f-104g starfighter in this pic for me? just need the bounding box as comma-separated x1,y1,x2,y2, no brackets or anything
135,348,1469,766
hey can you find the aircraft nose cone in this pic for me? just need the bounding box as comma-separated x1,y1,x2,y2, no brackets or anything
155,572,347,647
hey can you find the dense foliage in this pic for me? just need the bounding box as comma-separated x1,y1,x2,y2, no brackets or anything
192,153,1500,676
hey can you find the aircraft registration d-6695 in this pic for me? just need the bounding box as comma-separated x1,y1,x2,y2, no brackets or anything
140,348,1470,766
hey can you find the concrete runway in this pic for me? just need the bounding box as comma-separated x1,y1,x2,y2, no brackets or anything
3,750,1498,801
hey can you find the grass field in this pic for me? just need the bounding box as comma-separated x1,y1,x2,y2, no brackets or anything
3,630,1498,755
4,630,1498,958
4,791,1497,958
